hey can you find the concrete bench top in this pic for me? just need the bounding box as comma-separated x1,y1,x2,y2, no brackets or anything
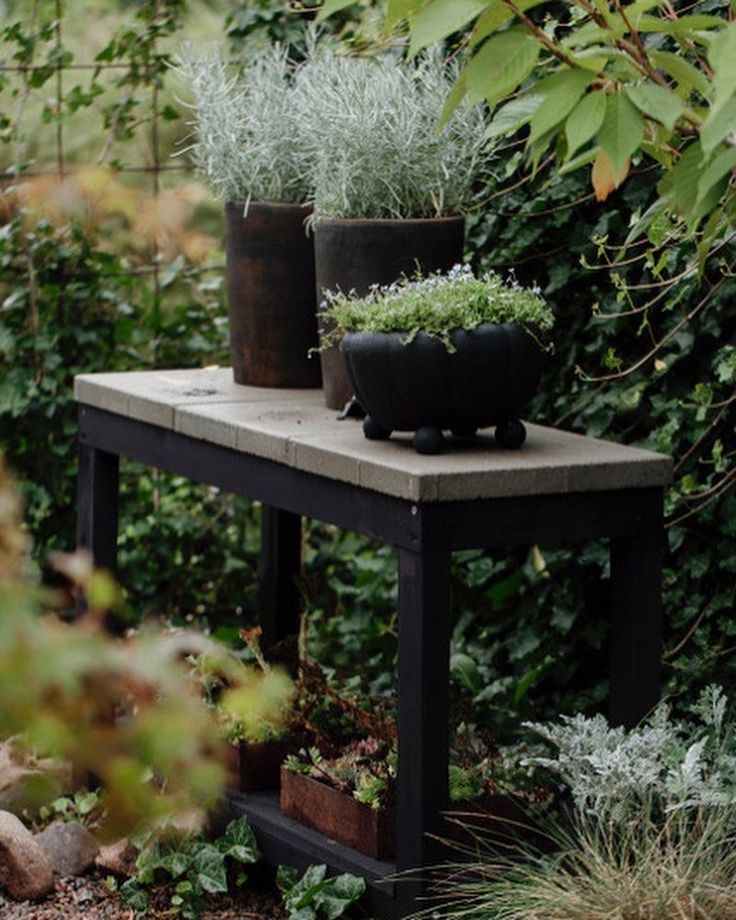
74,368,672,503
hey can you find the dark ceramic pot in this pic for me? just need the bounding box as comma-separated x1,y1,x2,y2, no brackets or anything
314,216,465,410
341,323,544,454
225,201,321,388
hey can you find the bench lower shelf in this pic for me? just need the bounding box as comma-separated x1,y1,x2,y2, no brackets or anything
227,790,398,911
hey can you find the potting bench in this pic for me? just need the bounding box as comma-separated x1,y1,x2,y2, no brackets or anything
74,368,672,920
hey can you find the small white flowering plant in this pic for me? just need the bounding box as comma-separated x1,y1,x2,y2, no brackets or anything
321,264,554,352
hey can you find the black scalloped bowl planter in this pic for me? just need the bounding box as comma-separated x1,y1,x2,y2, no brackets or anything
341,323,544,454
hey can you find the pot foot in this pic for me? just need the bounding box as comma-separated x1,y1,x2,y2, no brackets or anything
363,416,391,441
414,426,444,455
452,427,477,439
495,420,526,449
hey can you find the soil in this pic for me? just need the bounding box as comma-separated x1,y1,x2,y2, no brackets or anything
0,869,286,919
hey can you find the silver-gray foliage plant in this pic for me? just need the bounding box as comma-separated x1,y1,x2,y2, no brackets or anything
175,43,310,205
295,49,493,220
524,685,736,821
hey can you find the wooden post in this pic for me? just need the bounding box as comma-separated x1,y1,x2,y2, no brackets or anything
609,488,664,728
396,541,451,915
260,505,302,650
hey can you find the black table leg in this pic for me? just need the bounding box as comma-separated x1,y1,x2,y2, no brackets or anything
396,543,451,916
77,441,119,573
259,505,302,650
609,488,664,728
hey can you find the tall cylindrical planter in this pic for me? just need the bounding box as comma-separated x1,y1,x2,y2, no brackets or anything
225,201,321,388
314,216,465,410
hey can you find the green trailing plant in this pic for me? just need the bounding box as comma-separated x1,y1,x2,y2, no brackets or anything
120,816,260,919
37,788,103,829
295,48,492,219
321,264,554,350
277,863,366,920
175,42,311,204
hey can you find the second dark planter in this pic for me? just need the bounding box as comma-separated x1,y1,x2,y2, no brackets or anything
314,216,465,410
225,201,321,388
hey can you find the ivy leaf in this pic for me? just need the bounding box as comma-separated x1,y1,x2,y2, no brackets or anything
592,148,630,202
466,29,540,107
190,844,228,894
528,69,593,145
408,0,486,57
626,83,683,133
218,817,260,865
565,91,606,159
598,92,643,177
317,874,367,919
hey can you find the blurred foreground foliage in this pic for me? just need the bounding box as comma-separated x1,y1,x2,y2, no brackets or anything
0,458,291,838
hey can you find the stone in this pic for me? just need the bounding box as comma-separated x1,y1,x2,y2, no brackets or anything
75,368,673,501
35,821,99,877
0,810,54,901
94,838,137,877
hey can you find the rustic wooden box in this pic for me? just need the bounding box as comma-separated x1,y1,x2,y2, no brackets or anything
225,741,288,793
280,767,395,860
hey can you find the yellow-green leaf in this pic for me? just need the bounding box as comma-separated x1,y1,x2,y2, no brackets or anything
386,0,427,29
485,93,543,140
700,96,736,155
598,92,644,176
696,145,736,211
626,83,683,133
650,50,712,101
528,69,593,145
469,0,546,48
708,21,736,102
316,0,357,24
565,91,607,159
409,0,486,56
466,29,540,107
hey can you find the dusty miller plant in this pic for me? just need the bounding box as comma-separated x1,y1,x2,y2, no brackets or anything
175,43,310,205
295,49,493,219
524,685,736,821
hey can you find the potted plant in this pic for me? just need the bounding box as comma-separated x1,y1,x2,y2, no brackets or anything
189,630,293,793
323,265,554,453
281,727,552,860
177,44,320,388
295,50,491,410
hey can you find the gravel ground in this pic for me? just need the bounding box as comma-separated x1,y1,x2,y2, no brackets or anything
0,871,286,919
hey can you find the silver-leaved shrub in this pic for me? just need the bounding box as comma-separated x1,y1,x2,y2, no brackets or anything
524,685,736,821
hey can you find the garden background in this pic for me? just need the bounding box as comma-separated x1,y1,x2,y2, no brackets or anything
2,0,734,740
